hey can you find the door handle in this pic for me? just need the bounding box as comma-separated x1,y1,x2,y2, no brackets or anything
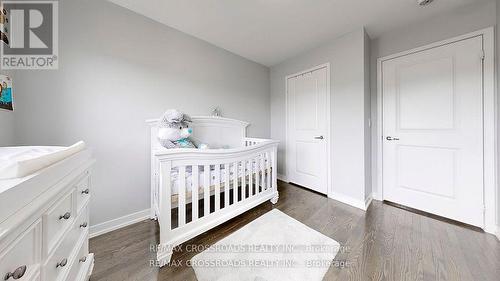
314,136,324,140
4,265,27,280
386,136,400,141
59,212,71,220
56,258,68,268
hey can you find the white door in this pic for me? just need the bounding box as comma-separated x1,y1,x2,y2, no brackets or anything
382,36,484,227
287,66,329,194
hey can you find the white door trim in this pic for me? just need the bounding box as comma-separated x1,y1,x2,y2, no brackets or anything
285,63,332,198
376,27,497,233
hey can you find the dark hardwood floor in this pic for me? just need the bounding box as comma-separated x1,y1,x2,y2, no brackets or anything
90,181,500,281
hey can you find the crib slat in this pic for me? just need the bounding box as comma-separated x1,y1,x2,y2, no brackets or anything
266,152,271,191
261,154,265,192
262,154,267,191
224,163,230,207
192,165,199,221
272,147,278,193
203,165,210,215
214,164,220,211
159,161,172,231
260,154,265,192
260,153,266,191
249,159,254,196
255,156,261,193
178,166,186,227
241,160,247,200
233,162,238,203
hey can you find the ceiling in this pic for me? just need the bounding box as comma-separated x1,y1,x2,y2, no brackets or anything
108,0,489,66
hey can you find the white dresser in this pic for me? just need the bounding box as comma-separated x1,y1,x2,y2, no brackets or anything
0,149,94,281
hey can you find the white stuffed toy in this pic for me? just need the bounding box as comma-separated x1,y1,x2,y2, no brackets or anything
157,109,197,149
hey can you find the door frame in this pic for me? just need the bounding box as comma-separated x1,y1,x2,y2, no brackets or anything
376,27,497,232
285,63,332,197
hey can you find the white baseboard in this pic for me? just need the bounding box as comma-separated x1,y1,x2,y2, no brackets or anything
486,225,500,240
277,174,288,182
364,194,373,210
90,209,150,238
330,192,371,211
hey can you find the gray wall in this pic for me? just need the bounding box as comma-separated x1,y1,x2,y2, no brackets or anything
270,28,370,204
363,31,371,201
497,0,500,228
370,0,496,198
12,0,270,226
0,110,14,146
0,70,17,147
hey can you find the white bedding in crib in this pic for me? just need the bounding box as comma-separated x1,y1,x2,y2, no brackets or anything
170,160,267,195
0,141,86,179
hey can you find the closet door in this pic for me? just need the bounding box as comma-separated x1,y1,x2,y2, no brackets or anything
286,66,328,194
382,36,484,227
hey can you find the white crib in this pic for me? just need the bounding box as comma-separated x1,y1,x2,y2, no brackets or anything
146,116,279,265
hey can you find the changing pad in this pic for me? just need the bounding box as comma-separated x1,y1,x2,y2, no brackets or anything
0,141,86,179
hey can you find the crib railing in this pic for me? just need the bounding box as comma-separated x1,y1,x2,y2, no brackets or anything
154,140,279,264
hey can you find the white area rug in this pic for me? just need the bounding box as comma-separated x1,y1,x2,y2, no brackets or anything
191,209,340,281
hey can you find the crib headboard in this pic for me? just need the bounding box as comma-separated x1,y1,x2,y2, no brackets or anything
146,116,249,149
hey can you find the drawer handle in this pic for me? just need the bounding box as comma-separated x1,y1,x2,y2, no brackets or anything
4,265,26,280
81,189,90,194
79,256,87,263
56,258,68,268
80,222,88,228
59,212,71,220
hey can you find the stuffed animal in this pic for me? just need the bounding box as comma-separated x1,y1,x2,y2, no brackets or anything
157,109,197,149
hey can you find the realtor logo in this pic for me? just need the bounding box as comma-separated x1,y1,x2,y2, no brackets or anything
1,0,58,69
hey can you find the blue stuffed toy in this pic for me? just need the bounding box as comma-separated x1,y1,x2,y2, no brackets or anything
157,109,197,149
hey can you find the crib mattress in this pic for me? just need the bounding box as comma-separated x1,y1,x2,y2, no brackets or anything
169,168,271,205
170,160,268,195
171,163,272,203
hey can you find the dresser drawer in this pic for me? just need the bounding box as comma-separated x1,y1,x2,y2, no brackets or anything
43,228,77,281
43,242,72,281
44,190,75,255
67,239,89,281
72,206,89,246
75,173,91,213
42,206,89,281
0,220,41,281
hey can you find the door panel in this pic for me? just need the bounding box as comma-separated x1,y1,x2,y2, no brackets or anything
295,75,318,130
397,145,456,198
398,57,455,130
382,36,484,227
287,67,328,194
296,141,320,176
